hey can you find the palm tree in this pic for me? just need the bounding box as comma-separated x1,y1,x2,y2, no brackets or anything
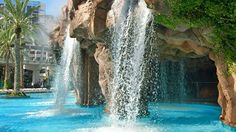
0,29,15,89
0,0,39,94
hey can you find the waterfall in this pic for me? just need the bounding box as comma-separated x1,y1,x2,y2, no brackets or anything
160,61,168,101
179,60,187,101
110,0,153,122
54,26,80,110
159,60,187,102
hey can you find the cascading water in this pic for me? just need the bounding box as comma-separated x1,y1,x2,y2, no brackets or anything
110,0,153,122
159,60,187,102
160,61,168,101
179,60,187,100
54,26,80,110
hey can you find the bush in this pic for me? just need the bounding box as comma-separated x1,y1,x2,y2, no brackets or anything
7,91,27,97
155,0,236,65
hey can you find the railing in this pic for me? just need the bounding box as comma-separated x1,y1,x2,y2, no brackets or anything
0,58,56,65
24,57,56,65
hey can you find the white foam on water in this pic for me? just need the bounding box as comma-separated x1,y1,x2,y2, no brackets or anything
25,109,59,118
25,108,91,118
31,101,54,106
73,125,162,132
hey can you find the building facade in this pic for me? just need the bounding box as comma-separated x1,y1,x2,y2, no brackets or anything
23,44,56,88
0,44,56,88
27,1,46,23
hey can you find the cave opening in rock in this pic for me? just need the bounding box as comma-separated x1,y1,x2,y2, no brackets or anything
148,56,219,104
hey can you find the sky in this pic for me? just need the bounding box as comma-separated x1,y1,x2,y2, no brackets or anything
0,0,67,17
38,0,67,17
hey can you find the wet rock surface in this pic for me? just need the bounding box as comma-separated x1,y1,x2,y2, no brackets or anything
94,43,112,111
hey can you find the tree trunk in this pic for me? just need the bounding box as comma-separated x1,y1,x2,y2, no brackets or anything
3,58,9,89
14,33,21,93
20,50,24,88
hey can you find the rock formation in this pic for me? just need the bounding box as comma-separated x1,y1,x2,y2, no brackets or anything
156,25,236,126
94,43,112,112
50,0,107,106
68,0,113,41
50,6,68,47
51,0,236,127
209,53,236,126
145,0,236,127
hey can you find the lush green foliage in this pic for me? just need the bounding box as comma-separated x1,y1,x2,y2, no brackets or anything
0,28,15,62
155,0,236,63
0,0,40,34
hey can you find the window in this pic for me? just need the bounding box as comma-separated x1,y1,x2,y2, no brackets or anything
40,69,46,73
30,51,35,54
36,57,40,61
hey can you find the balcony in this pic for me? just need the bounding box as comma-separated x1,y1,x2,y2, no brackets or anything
0,56,56,66
24,56,56,65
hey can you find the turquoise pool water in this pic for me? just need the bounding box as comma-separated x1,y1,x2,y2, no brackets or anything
0,92,235,132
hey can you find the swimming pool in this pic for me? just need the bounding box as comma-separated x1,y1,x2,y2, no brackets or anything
0,92,235,132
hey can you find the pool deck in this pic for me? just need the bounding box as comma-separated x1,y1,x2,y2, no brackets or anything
0,88,52,95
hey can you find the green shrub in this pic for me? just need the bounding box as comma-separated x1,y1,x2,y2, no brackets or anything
7,91,27,97
155,0,236,68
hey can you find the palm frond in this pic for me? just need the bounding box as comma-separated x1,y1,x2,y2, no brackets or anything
22,0,30,15
15,0,23,18
3,0,18,23
0,0,40,63
0,25,15,60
